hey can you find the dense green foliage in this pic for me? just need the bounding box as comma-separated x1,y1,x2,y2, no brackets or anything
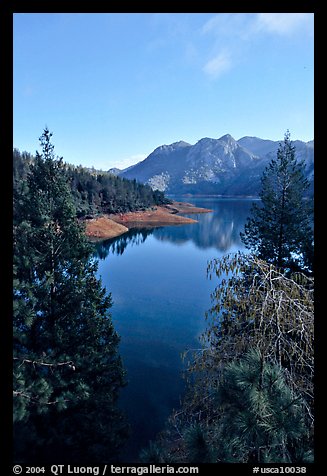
140,254,314,463
13,129,129,463
13,147,170,219
210,349,312,463
240,131,314,274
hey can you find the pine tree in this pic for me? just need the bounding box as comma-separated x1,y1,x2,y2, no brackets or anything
163,253,314,463
212,349,313,463
202,253,314,415
240,131,313,273
183,424,214,463
13,128,129,463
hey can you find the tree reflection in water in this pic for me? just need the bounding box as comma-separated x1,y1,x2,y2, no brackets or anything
93,199,256,259
94,228,155,259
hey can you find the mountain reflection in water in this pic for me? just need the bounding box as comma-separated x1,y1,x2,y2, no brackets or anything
94,198,256,259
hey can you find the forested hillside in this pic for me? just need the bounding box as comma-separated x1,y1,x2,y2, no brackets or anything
13,148,170,218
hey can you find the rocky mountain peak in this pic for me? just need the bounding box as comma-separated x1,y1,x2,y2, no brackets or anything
153,140,191,154
118,134,314,195
218,133,236,143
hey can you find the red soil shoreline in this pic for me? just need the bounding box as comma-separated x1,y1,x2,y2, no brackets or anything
85,201,212,240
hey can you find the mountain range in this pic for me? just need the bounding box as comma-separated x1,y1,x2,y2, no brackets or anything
110,134,314,196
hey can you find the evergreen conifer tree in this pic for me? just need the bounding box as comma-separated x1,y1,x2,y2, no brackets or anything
13,128,129,463
240,131,313,273
183,424,214,463
212,349,313,463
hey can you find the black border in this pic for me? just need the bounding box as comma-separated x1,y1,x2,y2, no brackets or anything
2,2,321,474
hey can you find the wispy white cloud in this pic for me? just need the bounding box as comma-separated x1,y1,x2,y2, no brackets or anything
201,14,251,80
202,13,254,39
200,13,313,80
202,13,313,39
203,50,232,79
254,13,313,36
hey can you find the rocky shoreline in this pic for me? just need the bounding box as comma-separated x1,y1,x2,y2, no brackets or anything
85,201,212,240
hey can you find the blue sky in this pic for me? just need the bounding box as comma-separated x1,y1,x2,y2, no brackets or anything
13,13,314,170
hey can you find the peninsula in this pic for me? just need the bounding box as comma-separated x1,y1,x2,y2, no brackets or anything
85,201,212,240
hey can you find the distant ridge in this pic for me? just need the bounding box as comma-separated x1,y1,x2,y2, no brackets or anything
113,134,314,196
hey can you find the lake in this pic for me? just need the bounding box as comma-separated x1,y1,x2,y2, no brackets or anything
94,197,256,462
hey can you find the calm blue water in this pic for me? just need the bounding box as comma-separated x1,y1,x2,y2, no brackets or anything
95,197,256,461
